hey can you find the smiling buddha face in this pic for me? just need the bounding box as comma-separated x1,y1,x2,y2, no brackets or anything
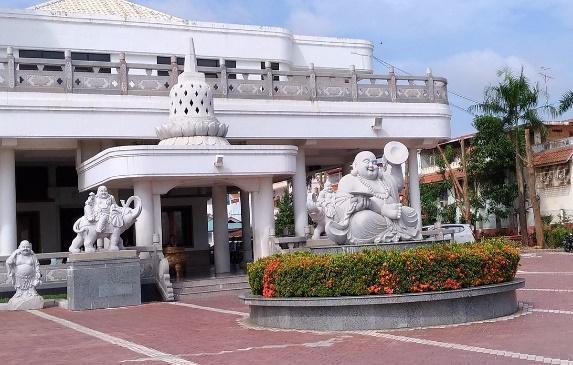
353,151,379,180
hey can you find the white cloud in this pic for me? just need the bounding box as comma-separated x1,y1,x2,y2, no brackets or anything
286,9,336,37
433,50,538,101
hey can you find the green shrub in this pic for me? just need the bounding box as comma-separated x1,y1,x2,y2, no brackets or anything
544,224,571,248
247,238,520,298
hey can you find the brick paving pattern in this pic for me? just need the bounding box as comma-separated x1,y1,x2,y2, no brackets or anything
1,250,573,364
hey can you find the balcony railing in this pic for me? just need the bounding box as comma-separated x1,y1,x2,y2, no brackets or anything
532,137,573,153
0,49,448,104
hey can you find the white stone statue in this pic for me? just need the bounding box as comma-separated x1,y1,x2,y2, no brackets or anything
69,186,142,253
310,145,420,245
307,181,336,240
6,240,44,310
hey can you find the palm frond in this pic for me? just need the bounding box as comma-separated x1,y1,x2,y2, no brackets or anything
559,91,573,114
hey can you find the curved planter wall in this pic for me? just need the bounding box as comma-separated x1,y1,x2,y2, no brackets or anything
240,278,525,330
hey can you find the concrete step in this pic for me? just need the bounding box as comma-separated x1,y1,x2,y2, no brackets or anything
175,281,251,295
172,274,251,299
174,286,251,299
172,274,248,289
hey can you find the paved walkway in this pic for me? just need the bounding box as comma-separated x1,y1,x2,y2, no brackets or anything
2,250,573,365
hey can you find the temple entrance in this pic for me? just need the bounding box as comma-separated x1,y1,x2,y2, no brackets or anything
59,208,83,252
160,187,250,281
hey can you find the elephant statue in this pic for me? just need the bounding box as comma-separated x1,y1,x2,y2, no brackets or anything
69,194,142,253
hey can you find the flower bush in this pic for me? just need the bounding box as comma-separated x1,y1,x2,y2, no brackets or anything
247,238,519,298
543,224,572,248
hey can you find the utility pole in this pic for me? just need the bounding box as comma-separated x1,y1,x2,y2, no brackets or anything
525,129,545,248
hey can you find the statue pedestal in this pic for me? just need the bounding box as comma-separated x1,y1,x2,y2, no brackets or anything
67,251,141,311
9,294,44,310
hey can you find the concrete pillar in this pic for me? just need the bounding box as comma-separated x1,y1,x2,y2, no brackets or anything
253,177,274,259
408,148,423,239
240,190,253,263
152,194,162,245
212,185,230,274
293,148,307,237
0,149,16,255
134,181,154,247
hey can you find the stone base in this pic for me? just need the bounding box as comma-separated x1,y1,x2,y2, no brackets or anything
67,250,141,311
8,294,44,310
307,239,452,254
241,279,525,330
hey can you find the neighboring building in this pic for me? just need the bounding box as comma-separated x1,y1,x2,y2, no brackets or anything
0,0,451,275
532,119,573,223
418,134,515,234
419,119,573,236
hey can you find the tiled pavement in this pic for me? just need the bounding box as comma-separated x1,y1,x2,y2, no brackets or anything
2,250,573,365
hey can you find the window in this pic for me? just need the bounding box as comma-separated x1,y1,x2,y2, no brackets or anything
56,166,77,187
18,49,64,71
260,61,279,81
197,58,218,79
157,56,184,76
71,52,111,73
157,56,237,79
16,166,49,202
225,60,237,79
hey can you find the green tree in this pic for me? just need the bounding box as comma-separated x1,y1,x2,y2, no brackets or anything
469,68,550,243
275,190,294,236
419,145,460,226
467,115,517,221
421,182,447,226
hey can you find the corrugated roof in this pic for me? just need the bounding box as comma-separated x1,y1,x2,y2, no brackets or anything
533,146,573,167
420,169,465,184
28,0,185,23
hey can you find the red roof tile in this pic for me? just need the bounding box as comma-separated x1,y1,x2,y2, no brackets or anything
533,146,573,167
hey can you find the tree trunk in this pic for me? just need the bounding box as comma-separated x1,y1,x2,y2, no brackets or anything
515,154,529,244
525,129,545,248
437,145,465,215
460,139,471,224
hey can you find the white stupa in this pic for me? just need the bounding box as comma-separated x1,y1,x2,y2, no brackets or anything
156,39,229,146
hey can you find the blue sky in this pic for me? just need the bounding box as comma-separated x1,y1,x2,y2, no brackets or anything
5,0,573,136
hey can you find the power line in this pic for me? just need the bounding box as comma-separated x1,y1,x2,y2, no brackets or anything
364,54,477,116
372,55,481,105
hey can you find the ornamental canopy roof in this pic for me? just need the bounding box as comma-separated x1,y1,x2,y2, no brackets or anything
28,0,185,24
533,146,573,167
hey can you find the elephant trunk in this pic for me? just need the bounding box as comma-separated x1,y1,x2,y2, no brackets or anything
123,195,143,220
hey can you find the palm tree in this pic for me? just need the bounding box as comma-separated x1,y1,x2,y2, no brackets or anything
470,68,550,245
559,91,573,114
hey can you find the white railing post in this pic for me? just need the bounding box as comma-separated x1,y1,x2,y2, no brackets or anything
64,49,73,93
170,55,178,89
7,47,15,89
389,66,397,102
119,52,128,95
350,65,358,101
426,67,435,102
265,61,273,97
219,58,228,97
309,63,316,101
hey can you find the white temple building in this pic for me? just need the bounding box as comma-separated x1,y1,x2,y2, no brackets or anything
0,0,451,275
